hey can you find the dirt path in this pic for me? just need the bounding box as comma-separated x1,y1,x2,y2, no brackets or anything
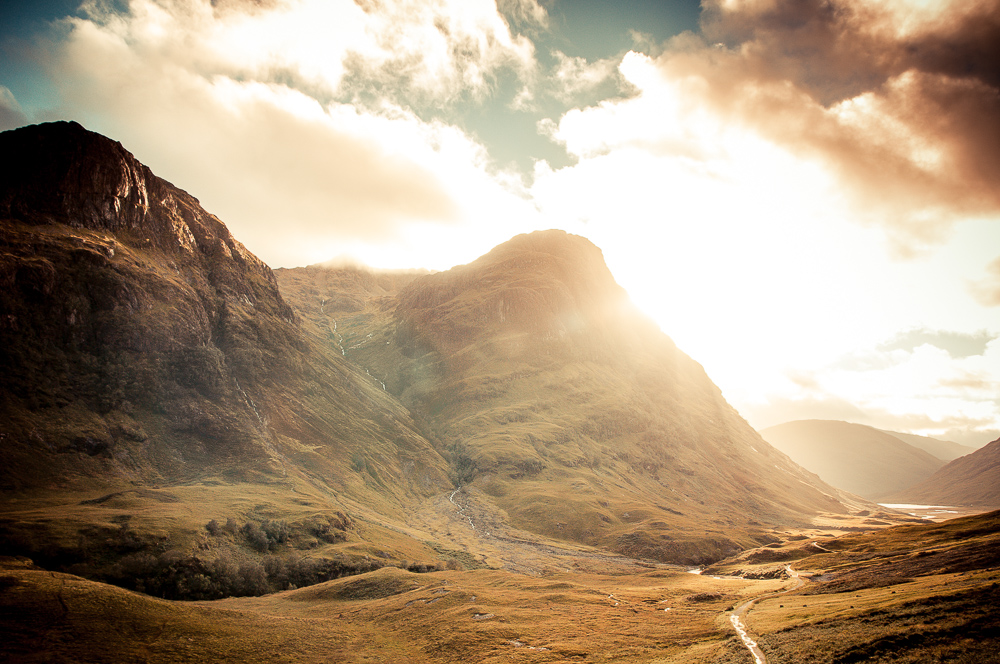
729,565,804,664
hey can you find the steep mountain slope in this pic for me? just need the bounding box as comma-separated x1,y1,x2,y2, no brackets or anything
0,122,450,561
888,437,1000,508
280,231,857,564
875,429,974,461
760,420,944,500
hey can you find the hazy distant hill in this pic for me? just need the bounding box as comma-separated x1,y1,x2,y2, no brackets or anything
888,437,1000,508
280,231,855,564
760,420,945,500
876,429,974,461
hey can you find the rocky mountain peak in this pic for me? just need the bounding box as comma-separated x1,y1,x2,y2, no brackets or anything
0,121,154,232
395,230,637,355
0,121,259,269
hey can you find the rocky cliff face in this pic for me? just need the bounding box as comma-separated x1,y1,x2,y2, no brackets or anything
0,121,858,570
0,122,448,504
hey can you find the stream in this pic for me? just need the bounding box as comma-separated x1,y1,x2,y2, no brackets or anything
730,565,804,664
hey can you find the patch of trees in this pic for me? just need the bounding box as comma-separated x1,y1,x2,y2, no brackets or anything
204,513,351,550
204,517,288,552
104,551,384,600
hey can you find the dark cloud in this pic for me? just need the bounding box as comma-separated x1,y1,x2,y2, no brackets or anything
701,0,1000,103
878,328,996,358
686,0,1000,249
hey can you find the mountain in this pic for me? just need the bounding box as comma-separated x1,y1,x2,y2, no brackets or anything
887,437,1000,508
278,231,858,564
876,429,974,461
1,121,860,589
0,122,452,580
759,420,945,500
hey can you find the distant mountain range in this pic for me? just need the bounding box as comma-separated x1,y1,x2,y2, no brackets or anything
874,429,975,462
759,419,998,507
1,122,860,590
759,420,955,500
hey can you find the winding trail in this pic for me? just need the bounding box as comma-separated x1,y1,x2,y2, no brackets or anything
729,565,805,664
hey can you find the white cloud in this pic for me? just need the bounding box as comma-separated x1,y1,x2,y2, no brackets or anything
70,0,540,105
529,8,1000,442
547,50,623,103
40,0,543,267
743,338,1000,444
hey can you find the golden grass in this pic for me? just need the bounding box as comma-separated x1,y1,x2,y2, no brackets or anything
4,509,999,663
0,558,773,663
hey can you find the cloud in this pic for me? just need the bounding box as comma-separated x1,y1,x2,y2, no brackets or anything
547,51,627,103
497,0,548,33
0,86,28,131
690,0,1000,251
36,0,544,266
742,337,1000,443
64,0,541,107
878,328,997,358
970,256,1000,306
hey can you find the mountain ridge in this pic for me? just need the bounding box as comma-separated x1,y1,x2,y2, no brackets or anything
279,231,859,563
888,437,1000,508
760,420,945,500
2,121,861,587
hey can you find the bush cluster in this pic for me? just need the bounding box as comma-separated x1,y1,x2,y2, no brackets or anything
204,517,287,552
105,551,384,600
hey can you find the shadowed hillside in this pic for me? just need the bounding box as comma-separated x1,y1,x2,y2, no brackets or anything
0,122,452,591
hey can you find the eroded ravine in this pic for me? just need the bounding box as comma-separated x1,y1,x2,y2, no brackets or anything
408,487,667,576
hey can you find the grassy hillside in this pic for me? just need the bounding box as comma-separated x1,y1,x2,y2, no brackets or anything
280,231,859,565
5,510,998,663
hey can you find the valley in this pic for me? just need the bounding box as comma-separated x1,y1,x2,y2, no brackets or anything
3,505,998,663
2,122,999,662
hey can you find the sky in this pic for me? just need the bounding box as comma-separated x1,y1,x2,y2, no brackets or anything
1,0,999,447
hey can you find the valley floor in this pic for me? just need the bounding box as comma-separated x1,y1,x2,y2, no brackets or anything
2,494,999,663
